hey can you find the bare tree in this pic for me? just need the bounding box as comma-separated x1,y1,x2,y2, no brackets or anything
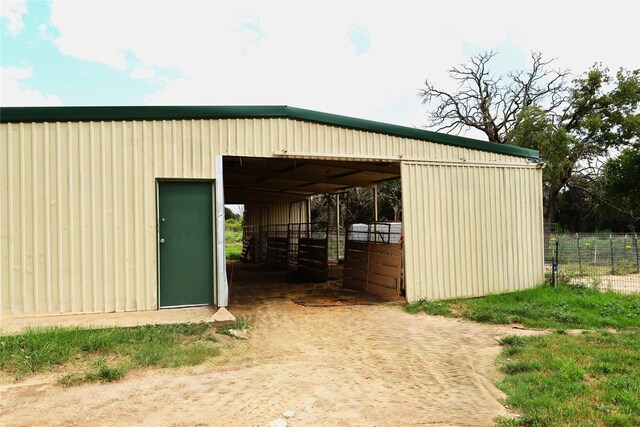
420,53,639,225
419,51,569,144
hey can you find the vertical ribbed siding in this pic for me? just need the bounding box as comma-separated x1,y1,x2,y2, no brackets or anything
1,121,216,314
2,117,536,314
401,162,544,302
243,198,308,228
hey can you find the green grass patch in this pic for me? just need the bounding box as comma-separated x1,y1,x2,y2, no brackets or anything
217,317,247,336
225,244,242,260
495,330,640,426
225,231,243,260
406,284,640,330
0,323,221,385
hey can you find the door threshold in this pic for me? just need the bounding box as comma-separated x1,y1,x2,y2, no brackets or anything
160,303,212,309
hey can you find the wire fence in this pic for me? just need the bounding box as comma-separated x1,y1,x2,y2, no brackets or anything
545,231,640,294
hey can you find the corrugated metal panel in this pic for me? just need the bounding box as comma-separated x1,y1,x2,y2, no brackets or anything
1,121,217,314
244,198,308,228
2,117,535,314
401,162,544,302
213,118,529,164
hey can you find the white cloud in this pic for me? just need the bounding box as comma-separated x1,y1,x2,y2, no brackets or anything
1,66,63,106
46,1,639,131
0,0,27,36
130,66,156,81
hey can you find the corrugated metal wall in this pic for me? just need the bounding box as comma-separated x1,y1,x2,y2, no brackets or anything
243,199,308,228
401,161,544,302
2,117,538,314
1,121,217,314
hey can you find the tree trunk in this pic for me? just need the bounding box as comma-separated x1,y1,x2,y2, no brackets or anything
545,187,559,226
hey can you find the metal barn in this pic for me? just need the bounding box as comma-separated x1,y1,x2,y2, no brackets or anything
0,106,544,315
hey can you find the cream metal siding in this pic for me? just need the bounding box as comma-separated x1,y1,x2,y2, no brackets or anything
401,161,544,302
1,121,217,314
244,199,308,228
2,117,536,314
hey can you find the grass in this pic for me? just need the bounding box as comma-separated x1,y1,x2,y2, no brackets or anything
407,284,640,426
495,330,640,427
217,317,246,336
406,284,640,330
225,230,243,260
0,323,222,385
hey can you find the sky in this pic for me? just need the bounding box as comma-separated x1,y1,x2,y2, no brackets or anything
1,0,639,135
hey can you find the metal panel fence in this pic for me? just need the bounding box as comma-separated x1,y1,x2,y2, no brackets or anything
545,232,640,294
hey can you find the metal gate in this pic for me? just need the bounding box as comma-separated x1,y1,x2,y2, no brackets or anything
343,222,403,300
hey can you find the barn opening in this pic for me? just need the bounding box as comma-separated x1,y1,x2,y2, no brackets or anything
222,155,404,304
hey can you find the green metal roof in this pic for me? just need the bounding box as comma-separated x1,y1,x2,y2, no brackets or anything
0,105,539,160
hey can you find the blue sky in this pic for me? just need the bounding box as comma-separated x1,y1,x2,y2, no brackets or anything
2,1,639,134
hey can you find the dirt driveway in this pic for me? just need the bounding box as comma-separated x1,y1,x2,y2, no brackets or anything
1,264,526,427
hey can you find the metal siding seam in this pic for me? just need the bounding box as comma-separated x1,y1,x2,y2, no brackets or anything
141,122,148,309
433,165,444,299
7,124,16,312
112,122,120,311
2,124,12,312
1,125,8,311
518,169,527,289
501,168,509,293
447,166,457,298
77,123,86,311
424,165,434,300
524,170,533,287
100,122,109,311
32,123,40,312
452,166,462,297
43,124,51,311
55,123,63,312
465,167,474,296
480,167,489,295
133,121,140,310
89,123,98,311
417,165,426,300
122,122,131,310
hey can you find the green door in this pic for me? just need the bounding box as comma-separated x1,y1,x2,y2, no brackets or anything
159,181,214,308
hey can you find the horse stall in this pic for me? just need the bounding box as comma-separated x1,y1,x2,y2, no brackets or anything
343,222,403,300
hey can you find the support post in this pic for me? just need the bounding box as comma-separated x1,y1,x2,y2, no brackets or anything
633,234,640,273
576,233,582,275
336,193,340,262
610,233,615,274
373,185,379,222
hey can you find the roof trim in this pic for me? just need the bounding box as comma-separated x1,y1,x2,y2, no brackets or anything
0,105,539,160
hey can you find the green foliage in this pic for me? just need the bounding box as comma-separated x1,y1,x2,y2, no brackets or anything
600,147,640,230
0,323,221,384
406,284,640,330
495,330,640,426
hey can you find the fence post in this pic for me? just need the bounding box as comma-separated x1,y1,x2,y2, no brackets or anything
551,235,559,287
635,233,639,273
576,233,582,274
610,233,615,275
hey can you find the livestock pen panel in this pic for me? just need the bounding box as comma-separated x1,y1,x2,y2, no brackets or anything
343,223,403,300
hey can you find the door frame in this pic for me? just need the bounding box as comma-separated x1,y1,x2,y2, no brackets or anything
155,178,217,309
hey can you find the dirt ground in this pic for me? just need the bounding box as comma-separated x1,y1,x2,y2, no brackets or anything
1,263,535,427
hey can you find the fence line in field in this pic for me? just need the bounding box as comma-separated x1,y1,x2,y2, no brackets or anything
545,231,640,294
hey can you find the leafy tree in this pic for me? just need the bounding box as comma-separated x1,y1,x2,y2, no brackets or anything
420,52,640,224
599,147,640,233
